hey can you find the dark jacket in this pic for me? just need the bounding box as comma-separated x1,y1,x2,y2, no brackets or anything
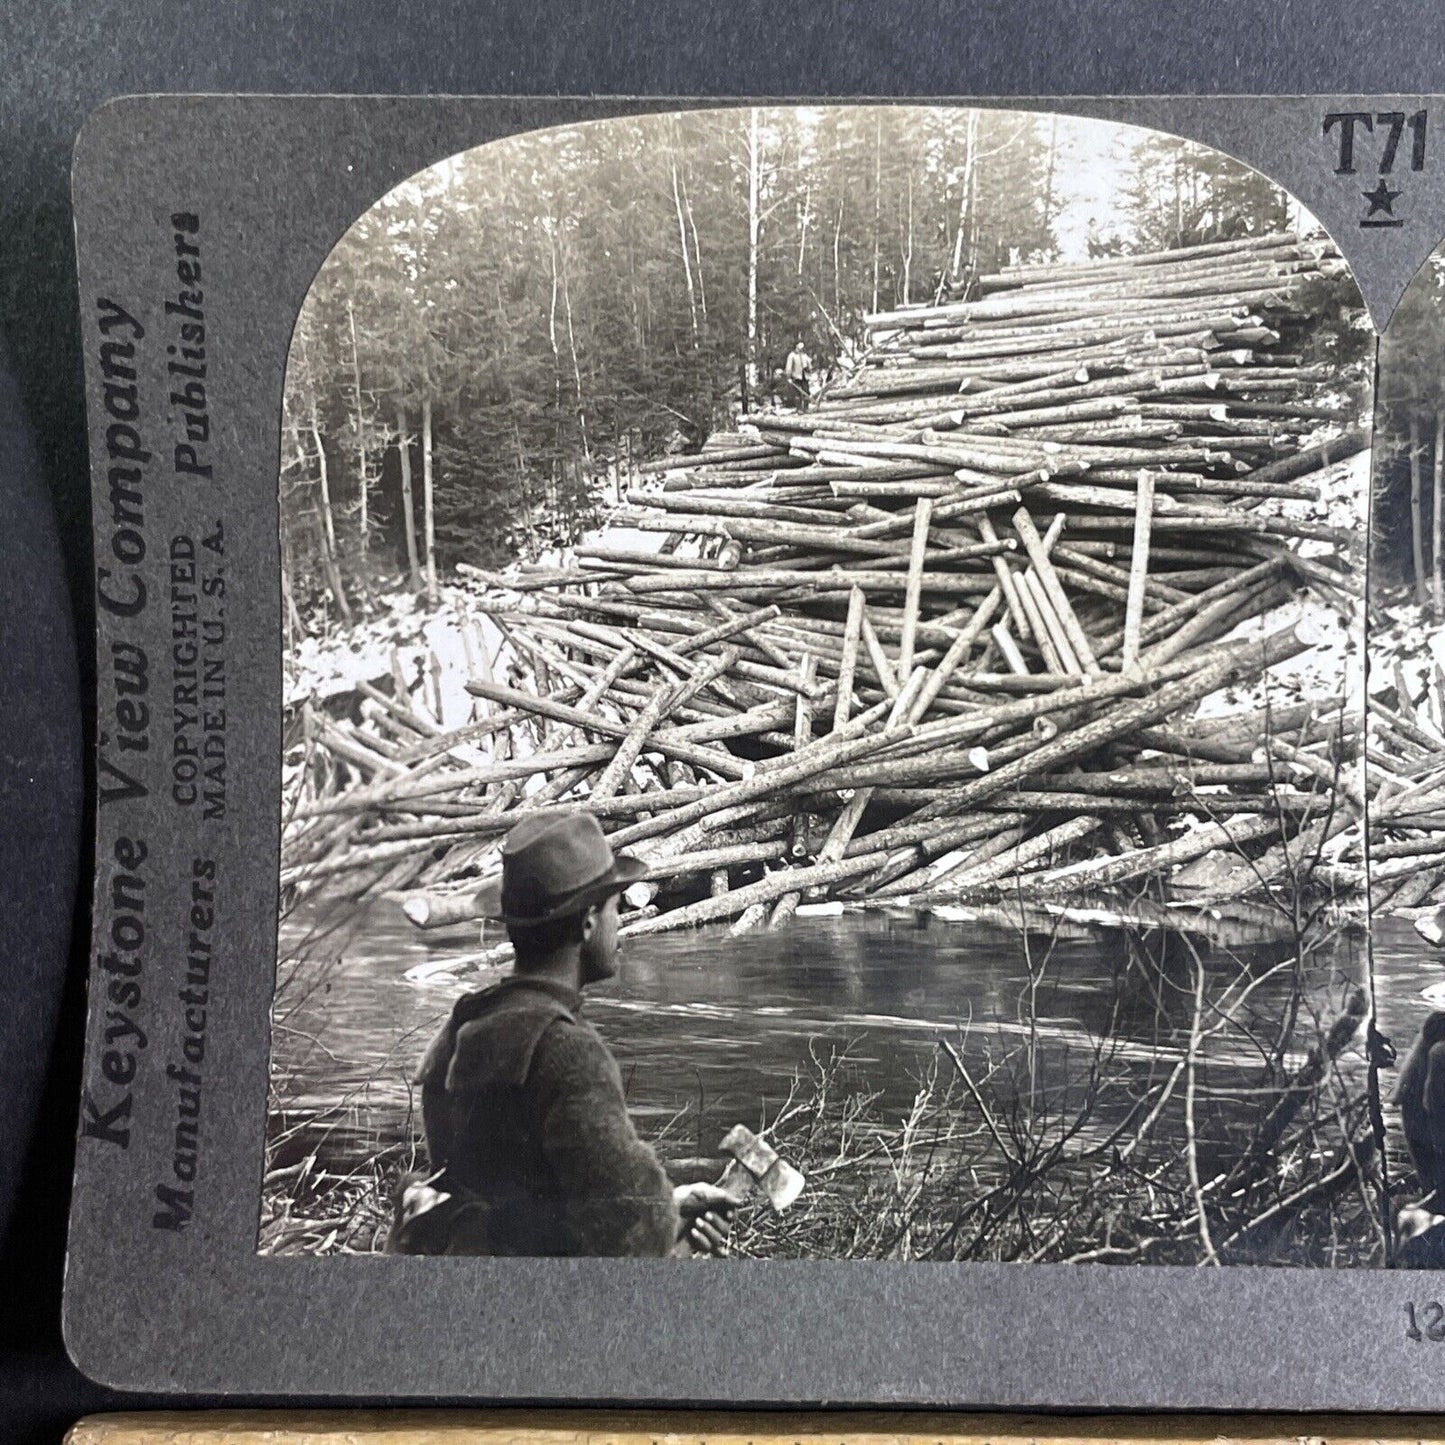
407,975,679,1257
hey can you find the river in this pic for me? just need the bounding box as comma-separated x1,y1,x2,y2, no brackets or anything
269,896,1385,1193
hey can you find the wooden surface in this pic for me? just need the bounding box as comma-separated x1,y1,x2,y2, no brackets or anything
63,1413,1445,1444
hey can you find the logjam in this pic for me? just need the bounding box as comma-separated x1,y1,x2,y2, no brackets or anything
282,232,1369,951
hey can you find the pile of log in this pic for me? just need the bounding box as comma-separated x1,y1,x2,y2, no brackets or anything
1367,670,1445,913
282,231,1370,952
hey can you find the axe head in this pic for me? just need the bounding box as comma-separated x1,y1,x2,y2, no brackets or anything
716,1123,805,1213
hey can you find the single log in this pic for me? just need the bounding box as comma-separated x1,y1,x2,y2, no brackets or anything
606,701,907,850
401,888,488,930
592,649,740,801
834,586,866,732
1122,468,1155,675
1012,507,1101,674
621,848,894,936
861,610,900,696
898,498,933,675
635,444,783,473
1011,812,1286,897
918,814,1105,896
462,676,747,780
991,622,1032,675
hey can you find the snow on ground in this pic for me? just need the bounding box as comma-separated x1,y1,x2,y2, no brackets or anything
285,518,672,724
1370,599,1445,731
1150,445,1367,875
287,588,490,728
1196,446,1367,723
1195,591,1359,722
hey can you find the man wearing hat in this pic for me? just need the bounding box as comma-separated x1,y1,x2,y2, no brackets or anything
784,338,812,409
394,810,733,1257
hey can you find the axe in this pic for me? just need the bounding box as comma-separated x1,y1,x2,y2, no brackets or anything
714,1124,805,1212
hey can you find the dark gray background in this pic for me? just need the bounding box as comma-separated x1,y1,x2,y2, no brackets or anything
9,2,1445,1439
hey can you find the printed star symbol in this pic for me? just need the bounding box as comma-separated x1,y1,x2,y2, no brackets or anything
1363,178,1402,217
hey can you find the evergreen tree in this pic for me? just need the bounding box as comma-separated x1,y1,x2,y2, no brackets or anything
278,105,1316,625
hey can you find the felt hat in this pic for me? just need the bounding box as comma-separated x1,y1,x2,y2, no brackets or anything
476,811,645,926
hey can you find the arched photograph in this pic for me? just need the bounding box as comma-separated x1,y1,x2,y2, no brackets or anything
1366,240,1445,1267
264,105,1379,1267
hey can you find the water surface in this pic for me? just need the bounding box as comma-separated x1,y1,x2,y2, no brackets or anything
270,899,1372,1183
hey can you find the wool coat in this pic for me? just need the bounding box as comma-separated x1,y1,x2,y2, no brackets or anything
404,974,680,1256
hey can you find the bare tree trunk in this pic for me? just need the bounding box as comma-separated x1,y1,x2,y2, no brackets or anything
559,234,591,464
346,300,369,553
944,110,979,298
1041,114,1059,235
900,174,914,305
280,527,306,644
317,527,352,627
421,397,437,606
671,152,700,340
683,170,707,323
796,183,811,276
308,399,336,556
1412,413,1429,605
680,166,711,421
1174,149,1184,245
833,197,844,320
1433,410,1443,615
546,222,563,517
871,112,882,316
306,400,351,626
395,401,422,592
966,133,982,271
746,107,762,398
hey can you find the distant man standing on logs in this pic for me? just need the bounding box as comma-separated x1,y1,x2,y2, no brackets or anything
784,338,812,410
390,811,734,1257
